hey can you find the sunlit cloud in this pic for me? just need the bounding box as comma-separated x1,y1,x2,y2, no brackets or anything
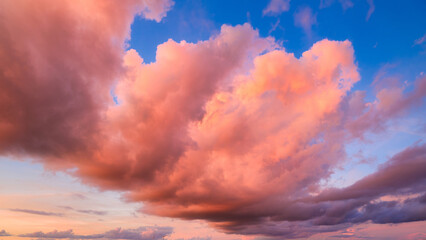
0,0,425,239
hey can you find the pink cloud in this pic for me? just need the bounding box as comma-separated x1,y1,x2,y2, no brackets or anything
139,0,174,22
0,1,425,238
294,7,317,36
320,0,354,10
263,0,291,16
366,0,375,21
414,34,426,46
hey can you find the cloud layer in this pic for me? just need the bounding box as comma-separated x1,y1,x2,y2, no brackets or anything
17,227,173,240
0,0,425,238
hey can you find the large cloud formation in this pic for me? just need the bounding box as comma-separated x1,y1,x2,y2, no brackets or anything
0,0,425,238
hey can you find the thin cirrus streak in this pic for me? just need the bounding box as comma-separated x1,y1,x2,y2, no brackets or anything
0,0,425,238
8,208,64,217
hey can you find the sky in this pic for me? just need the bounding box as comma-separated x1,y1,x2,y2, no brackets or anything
0,0,425,239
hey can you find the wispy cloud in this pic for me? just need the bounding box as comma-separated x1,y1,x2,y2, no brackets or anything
366,0,375,21
320,0,353,10
59,206,107,216
263,0,290,16
9,208,64,217
294,6,317,36
414,34,426,46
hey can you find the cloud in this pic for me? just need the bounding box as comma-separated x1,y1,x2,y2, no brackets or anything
18,227,173,240
0,230,11,237
314,144,426,203
77,209,108,216
0,0,171,161
139,0,174,22
406,232,426,240
320,0,353,10
263,0,290,16
414,34,426,46
320,0,374,20
366,0,375,21
9,208,64,217
294,7,317,36
176,237,212,240
0,0,425,238
59,206,107,216
339,0,354,10
98,227,173,240
345,74,426,138
19,229,74,239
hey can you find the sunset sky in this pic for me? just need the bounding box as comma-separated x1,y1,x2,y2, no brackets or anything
0,0,425,239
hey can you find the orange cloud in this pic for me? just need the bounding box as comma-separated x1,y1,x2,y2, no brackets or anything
0,0,425,238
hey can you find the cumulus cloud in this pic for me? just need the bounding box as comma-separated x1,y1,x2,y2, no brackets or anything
0,0,171,161
9,208,64,217
263,0,290,16
0,0,425,238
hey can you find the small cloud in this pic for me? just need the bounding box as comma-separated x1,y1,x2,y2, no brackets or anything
263,0,290,16
339,0,354,10
268,19,283,35
9,208,63,217
366,0,375,21
71,193,88,200
77,209,107,216
58,206,107,216
294,6,317,36
414,33,426,46
406,232,426,240
0,230,11,237
19,229,74,239
320,0,353,10
176,237,212,240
